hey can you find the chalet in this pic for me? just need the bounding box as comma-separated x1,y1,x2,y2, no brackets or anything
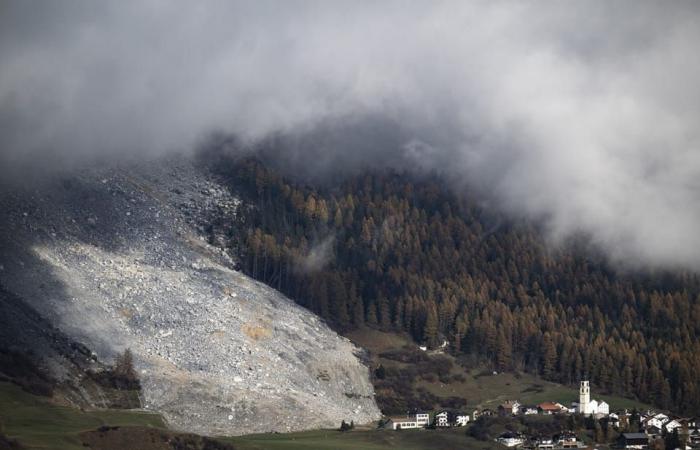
473,409,481,420
499,400,521,416
497,432,525,447
454,412,470,426
384,416,419,430
619,433,649,450
554,431,578,448
435,411,450,427
537,402,561,415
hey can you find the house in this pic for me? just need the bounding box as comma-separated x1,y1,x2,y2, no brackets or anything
556,402,573,414
684,418,699,429
537,402,561,415
454,412,470,426
521,405,539,415
473,409,481,420
665,419,682,433
608,412,621,428
534,436,554,450
688,429,700,446
384,416,419,430
499,401,521,416
435,411,450,427
620,433,649,449
497,432,525,447
415,411,430,427
644,413,669,430
555,431,578,448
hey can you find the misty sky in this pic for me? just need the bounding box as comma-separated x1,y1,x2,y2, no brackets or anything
1,1,700,270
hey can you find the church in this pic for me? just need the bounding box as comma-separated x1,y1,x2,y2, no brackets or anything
572,380,609,416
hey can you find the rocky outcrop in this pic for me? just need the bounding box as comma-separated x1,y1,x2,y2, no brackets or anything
0,156,380,435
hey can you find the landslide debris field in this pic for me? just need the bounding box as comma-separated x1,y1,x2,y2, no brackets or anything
0,156,380,435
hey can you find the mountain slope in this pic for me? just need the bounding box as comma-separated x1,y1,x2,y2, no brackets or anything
0,156,380,435
209,155,700,415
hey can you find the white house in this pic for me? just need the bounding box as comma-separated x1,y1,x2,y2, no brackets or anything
609,413,621,428
555,402,571,413
645,413,669,430
497,432,524,447
435,411,450,427
521,406,539,415
665,419,682,433
385,416,418,430
415,412,430,427
454,413,470,426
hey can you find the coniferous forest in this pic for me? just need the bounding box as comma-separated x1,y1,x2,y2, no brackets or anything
208,155,700,416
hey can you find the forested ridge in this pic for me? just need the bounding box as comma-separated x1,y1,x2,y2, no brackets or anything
209,155,700,415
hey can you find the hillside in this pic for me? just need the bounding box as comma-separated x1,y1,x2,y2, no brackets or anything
348,328,651,415
0,156,380,435
208,154,700,416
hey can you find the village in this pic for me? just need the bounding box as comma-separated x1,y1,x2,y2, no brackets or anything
381,381,700,450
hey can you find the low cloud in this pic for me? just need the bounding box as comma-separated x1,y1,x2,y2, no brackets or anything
2,1,700,269
297,235,336,274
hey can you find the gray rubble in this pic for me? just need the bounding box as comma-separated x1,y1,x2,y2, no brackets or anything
0,156,380,435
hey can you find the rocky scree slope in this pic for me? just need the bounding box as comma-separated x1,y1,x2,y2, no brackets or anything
0,156,380,435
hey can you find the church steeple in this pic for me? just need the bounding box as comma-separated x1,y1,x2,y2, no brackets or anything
579,380,590,414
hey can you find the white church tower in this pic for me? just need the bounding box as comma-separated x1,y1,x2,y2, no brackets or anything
578,380,590,414
575,379,608,415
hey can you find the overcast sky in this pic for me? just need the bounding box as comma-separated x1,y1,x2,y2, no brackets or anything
2,1,700,270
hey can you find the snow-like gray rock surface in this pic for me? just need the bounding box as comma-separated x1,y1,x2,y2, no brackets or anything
0,156,380,435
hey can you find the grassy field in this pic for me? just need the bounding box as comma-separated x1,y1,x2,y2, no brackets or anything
0,382,165,450
223,427,498,450
417,369,651,412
